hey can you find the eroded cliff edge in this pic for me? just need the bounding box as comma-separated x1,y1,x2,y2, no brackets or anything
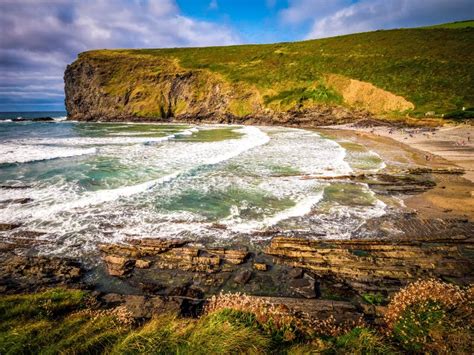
64,51,373,126
64,27,474,124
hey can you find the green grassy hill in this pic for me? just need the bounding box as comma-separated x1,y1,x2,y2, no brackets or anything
66,23,474,121
422,20,474,29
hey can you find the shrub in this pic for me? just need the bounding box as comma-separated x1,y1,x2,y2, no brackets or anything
385,279,473,353
444,109,474,120
205,292,364,341
205,292,306,342
384,279,466,329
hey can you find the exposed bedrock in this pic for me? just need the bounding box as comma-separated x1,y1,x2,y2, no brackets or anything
265,236,474,293
1,231,473,324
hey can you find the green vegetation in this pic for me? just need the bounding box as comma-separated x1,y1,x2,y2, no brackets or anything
1,280,472,354
422,20,474,29
77,22,473,119
330,327,396,354
362,293,386,305
444,108,474,120
0,289,128,354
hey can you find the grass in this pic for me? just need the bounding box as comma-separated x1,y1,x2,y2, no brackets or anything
1,280,472,353
422,20,474,29
73,22,474,120
362,293,386,306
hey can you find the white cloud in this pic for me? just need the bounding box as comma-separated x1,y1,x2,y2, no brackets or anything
0,0,240,109
301,0,474,39
279,0,349,25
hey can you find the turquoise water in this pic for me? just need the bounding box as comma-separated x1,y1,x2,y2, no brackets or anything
0,116,388,256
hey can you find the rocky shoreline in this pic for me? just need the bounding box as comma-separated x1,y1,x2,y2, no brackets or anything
1,124,473,327
1,209,473,324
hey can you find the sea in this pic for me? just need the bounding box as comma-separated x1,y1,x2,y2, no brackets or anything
0,111,388,257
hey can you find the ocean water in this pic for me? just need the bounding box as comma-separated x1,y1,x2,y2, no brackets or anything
0,112,387,257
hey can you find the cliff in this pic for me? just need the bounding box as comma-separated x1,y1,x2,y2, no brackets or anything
64,25,474,124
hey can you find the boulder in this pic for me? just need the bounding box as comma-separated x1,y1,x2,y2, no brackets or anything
103,255,135,276
290,275,317,298
253,262,268,271
234,270,252,285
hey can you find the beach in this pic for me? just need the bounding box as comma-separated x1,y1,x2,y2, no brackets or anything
323,123,474,220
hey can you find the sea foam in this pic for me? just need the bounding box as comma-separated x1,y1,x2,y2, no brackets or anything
0,144,97,164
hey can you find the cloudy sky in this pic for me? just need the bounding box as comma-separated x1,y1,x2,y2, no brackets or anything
1,0,473,112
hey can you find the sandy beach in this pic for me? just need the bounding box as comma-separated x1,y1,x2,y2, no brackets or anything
320,123,474,221
331,123,474,182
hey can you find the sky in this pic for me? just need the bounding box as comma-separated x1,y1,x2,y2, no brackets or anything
1,0,473,112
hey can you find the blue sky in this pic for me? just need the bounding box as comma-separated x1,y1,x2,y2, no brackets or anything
1,0,473,112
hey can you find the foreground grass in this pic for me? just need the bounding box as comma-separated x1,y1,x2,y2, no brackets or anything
1,280,472,354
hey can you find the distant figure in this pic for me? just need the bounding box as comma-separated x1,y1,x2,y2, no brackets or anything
425,154,432,161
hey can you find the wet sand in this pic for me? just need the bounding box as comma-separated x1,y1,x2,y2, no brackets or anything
319,126,474,221
331,123,474,182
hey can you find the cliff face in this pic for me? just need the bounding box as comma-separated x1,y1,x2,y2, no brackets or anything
64,51,371,126
65,27,473,124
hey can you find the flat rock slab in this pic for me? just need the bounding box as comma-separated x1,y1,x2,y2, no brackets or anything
266,236,474,293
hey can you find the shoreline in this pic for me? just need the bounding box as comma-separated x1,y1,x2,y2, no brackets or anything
327,122,474,183
1,122,473,346
319,124,474,221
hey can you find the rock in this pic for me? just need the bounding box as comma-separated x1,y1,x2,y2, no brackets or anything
290,275,317,298
11,117,54,122
127,238,188,255
169,284,204,299
103,255,135,276
253,262,268,271
0,223,21,231
101,293,124,307
100,240,249,275
234,270,252,285
0,254,83,293
255,296,363,323
266,236,473,294
123,295,151,318
208,248,249,265
64,52,374,125
0,198,33,205
31,117,54,122
135,259,151,269
0,185,32,189
288,267,304,279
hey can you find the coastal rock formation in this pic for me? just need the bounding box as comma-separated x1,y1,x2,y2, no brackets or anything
64,51,372,125
0,254,82,294
99,239,249,277
265,236,474,294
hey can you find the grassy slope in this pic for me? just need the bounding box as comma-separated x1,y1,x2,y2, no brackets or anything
1,284,472,354
82,24,474,118
422,20,474,29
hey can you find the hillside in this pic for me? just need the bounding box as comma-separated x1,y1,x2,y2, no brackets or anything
65,25,474,123
422,19,474,29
